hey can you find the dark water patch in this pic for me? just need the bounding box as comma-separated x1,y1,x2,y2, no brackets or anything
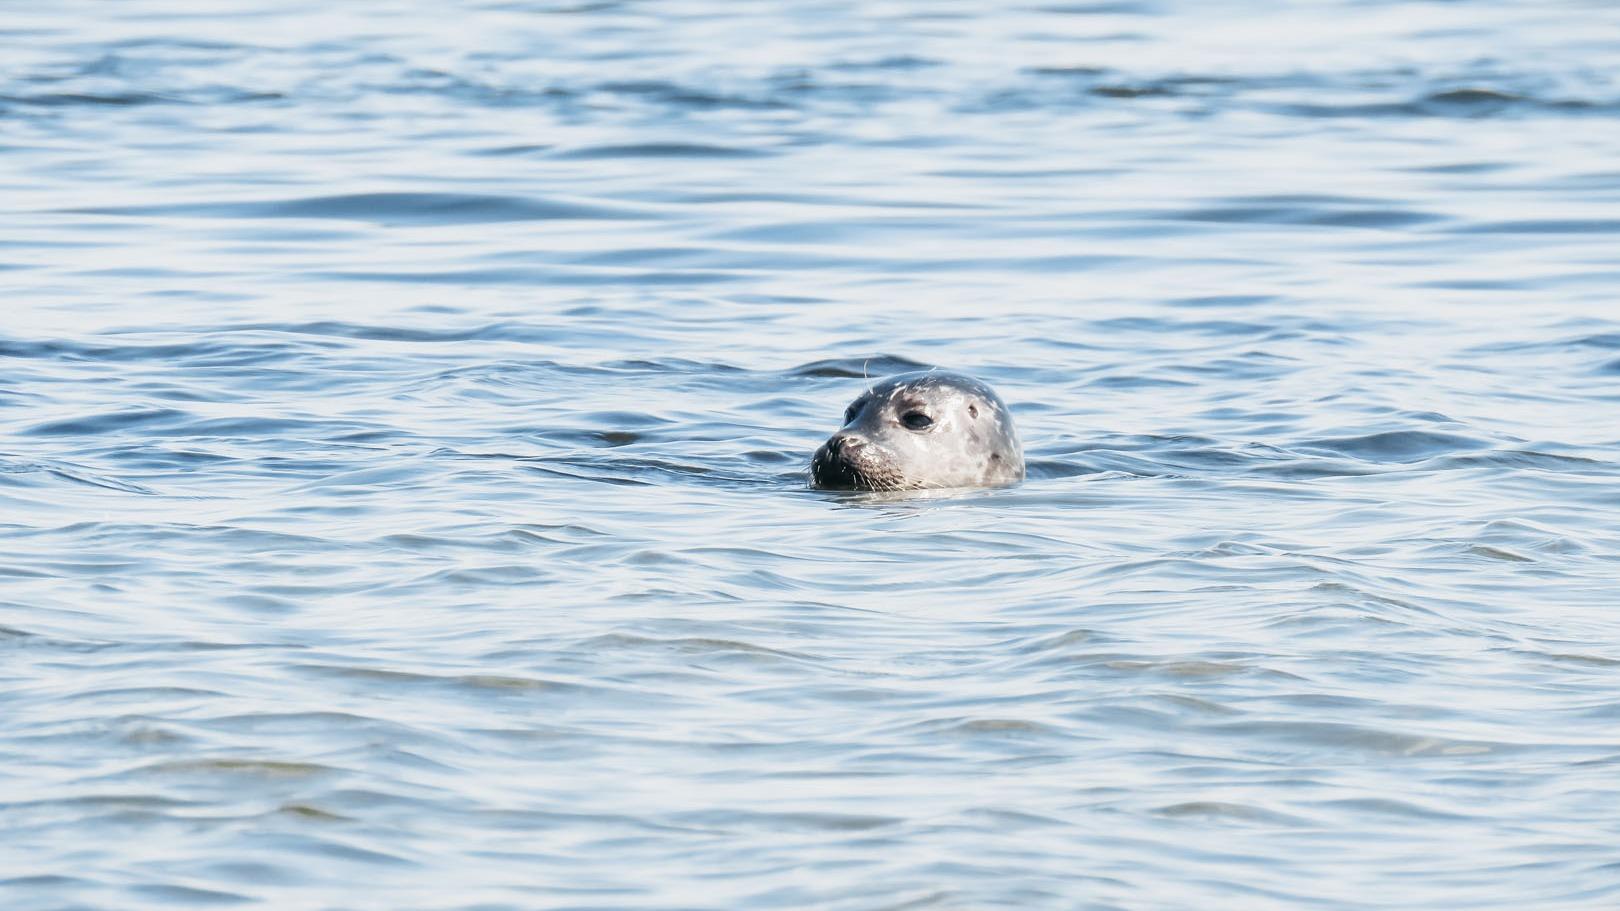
0,335,333,364
1021,67,1241,103
1168,202,1444,230
1401,161,1514,174
293,664,597,695
24,408,190,437
1457,219,1620,234
1316,797,1480,823
96,446,237,471
1244,459,1392,479
826,55,942,72
1091,315,1290,337
225,320,557,344
580,633,823,665
0,459,160,494
1084,373,1197,390
1208,721,1504,758
382,66,580,108
891,715,1075,743
1570,333,1620,350
3,91,170,107
551,142,772,160
1091,83,1176,99
129,883,254,905
532,428,647,448
127,758,341,779
73,192,645,225
0,875,90,891
1465,330,1620,355
1423,87,1585,113
518,462,655,487
927,166,1122,180
1295,430,1494,463
103,37,250,52
1276,88,1611,119
1464,543,1534,563
670,809,901,832
600,357,746,375
1429,449,1613,474
1103,658,1266,680
312,266,744,286
563,245,860,272
267,834,416,867
598,79,792,110
523,452,763,489
146,416,381,440
469,142,553,157
1163,294,1278,309
1154,801,1311,826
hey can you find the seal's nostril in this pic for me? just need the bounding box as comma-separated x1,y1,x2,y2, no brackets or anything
831,434,865,455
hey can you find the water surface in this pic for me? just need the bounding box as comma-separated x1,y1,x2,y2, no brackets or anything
6,1,1620,908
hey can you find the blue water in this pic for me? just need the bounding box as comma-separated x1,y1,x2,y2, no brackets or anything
6,1,1620,908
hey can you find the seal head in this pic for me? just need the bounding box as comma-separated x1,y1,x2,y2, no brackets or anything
810,370,1023,491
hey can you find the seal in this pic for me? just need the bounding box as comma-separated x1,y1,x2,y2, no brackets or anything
810,370,1024,491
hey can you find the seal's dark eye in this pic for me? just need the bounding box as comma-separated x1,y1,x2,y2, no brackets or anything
844,400,863,424
901,412,933,430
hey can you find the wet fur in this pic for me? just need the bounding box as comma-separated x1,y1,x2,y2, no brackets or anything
810,370,1023,491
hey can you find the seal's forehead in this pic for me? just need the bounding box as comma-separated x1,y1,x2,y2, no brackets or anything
870,371,992,403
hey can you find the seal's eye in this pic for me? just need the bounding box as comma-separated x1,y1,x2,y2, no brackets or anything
844,400,864,424
901,412,933,430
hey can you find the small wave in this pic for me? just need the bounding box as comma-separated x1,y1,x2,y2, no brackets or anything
0,336,315,364
1154,801,1311,825
1457,218,1620,234
223,320,555,344
128,883,255,905
24,408,189,437
785,355,935,378
597,79,791,110
550,142,772,160
1277,88,1608,119
1295,430,1493,463
293,664,590,694
1168,200,1444,230
1208,721,1505,758
72,191,647,225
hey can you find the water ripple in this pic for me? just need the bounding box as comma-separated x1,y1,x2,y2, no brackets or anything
6,1,1620,909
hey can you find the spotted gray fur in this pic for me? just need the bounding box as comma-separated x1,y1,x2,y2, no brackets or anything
810,371,1023,491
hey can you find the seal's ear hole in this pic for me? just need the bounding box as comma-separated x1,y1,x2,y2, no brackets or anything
968,404,979,419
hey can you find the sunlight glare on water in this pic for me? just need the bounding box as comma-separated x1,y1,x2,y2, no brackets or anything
4,0,1620,908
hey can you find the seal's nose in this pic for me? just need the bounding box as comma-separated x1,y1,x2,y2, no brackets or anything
812,432,871,489
827,433,864,457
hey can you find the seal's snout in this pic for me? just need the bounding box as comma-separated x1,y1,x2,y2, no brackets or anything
810,432,870,489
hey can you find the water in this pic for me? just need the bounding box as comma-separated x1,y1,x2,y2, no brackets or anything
5,0,1620,907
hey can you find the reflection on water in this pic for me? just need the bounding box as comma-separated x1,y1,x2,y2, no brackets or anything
5,0,1620,908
